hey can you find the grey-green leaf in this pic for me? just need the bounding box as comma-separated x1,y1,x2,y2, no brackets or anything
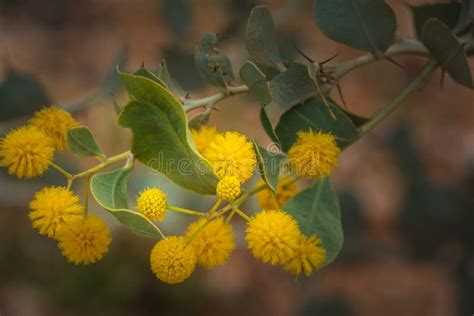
270,62,317,109
411,3,461,38
67,126,105,159
275,98,359,152
253,141,285,192
239,60,272,106
314,0,397,52
157,60,181,97
246,5,283,71
422,18,473,88
284,178,343,267
134,66,168,88
118,71,219,194
194,32,234,88
90,165,165,239
260,107,279,143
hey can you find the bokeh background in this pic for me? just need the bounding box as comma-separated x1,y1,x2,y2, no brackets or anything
0,0,473,315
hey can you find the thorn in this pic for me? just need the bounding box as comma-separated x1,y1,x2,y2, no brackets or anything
185,92,191,99
141,61,145,68
211,107,220,112
440,69,446,88
336,83,347,109
160,60,165,66
320,52,339,65
385,56,405,70
295,46,314,63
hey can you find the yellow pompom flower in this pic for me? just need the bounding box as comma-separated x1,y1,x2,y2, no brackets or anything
29,186,84,239
288,130,340,180
203,131,256,183
283,234,326,276
0,126,54,179
58,215,112,265
256,178,297,209
216,176,241,201
150,236,197,284
185,217,235,269
245,209,300,265
191,126,218,154
29,106,78,151
136,188,168,222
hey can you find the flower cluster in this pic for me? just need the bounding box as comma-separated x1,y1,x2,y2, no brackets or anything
0,107,112,265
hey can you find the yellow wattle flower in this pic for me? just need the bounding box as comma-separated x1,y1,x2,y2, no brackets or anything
58,215,112,265
256,178,298,209
29,186,84,239
150,236,197,284
245,209,300,265
191,126,219,154
216,176,241,201
0,126,54,179
288,130,340,180
283,234,326,276
203,131,256,183
186,217,235,269
29,106,78,151
136,187,168,222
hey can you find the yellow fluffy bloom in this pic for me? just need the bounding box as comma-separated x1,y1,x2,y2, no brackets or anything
58,215,112,265
288,130,340,180
150,236,197,284
256,178,298,209
29,186,84,239
0,126,54,179
191,126,218,154
283,235,326,276
216,176,241,201
29,106,78,151
136,188,168,222
203,131,256,183
186,217,235,269
245,209,300,265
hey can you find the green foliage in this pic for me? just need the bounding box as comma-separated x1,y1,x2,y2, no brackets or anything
259,108,280,143
246,5,283,76
239,60,272,106
194,32,234,88
67,126,105,159
0,71,50,121
118,70,219,194
411,3,461,38
133,66,167,88
156,60,181,96
284,178,343,267
90,165,164,239
275,98,359,152
271,62,317,109
252,142,285,192
422,18,473,88
314,0,396,52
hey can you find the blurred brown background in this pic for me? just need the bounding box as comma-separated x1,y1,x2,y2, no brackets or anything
0,0,473,315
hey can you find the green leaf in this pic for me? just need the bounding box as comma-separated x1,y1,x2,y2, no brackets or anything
194,32,234,88
411,3,461,38
163,0,192,40
134,66,167,88
67,126,105,159
90,165,165,239
245,5,283,72
157,59,181,97
239,61,272,106
253,141,285,192
0,71,50,121
422,18,473,88
270,62,317,109
188,111,211,130
314,0,397,52
260,107,279,143
275,98,359,152
284,178,343,267
118,71,219,194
